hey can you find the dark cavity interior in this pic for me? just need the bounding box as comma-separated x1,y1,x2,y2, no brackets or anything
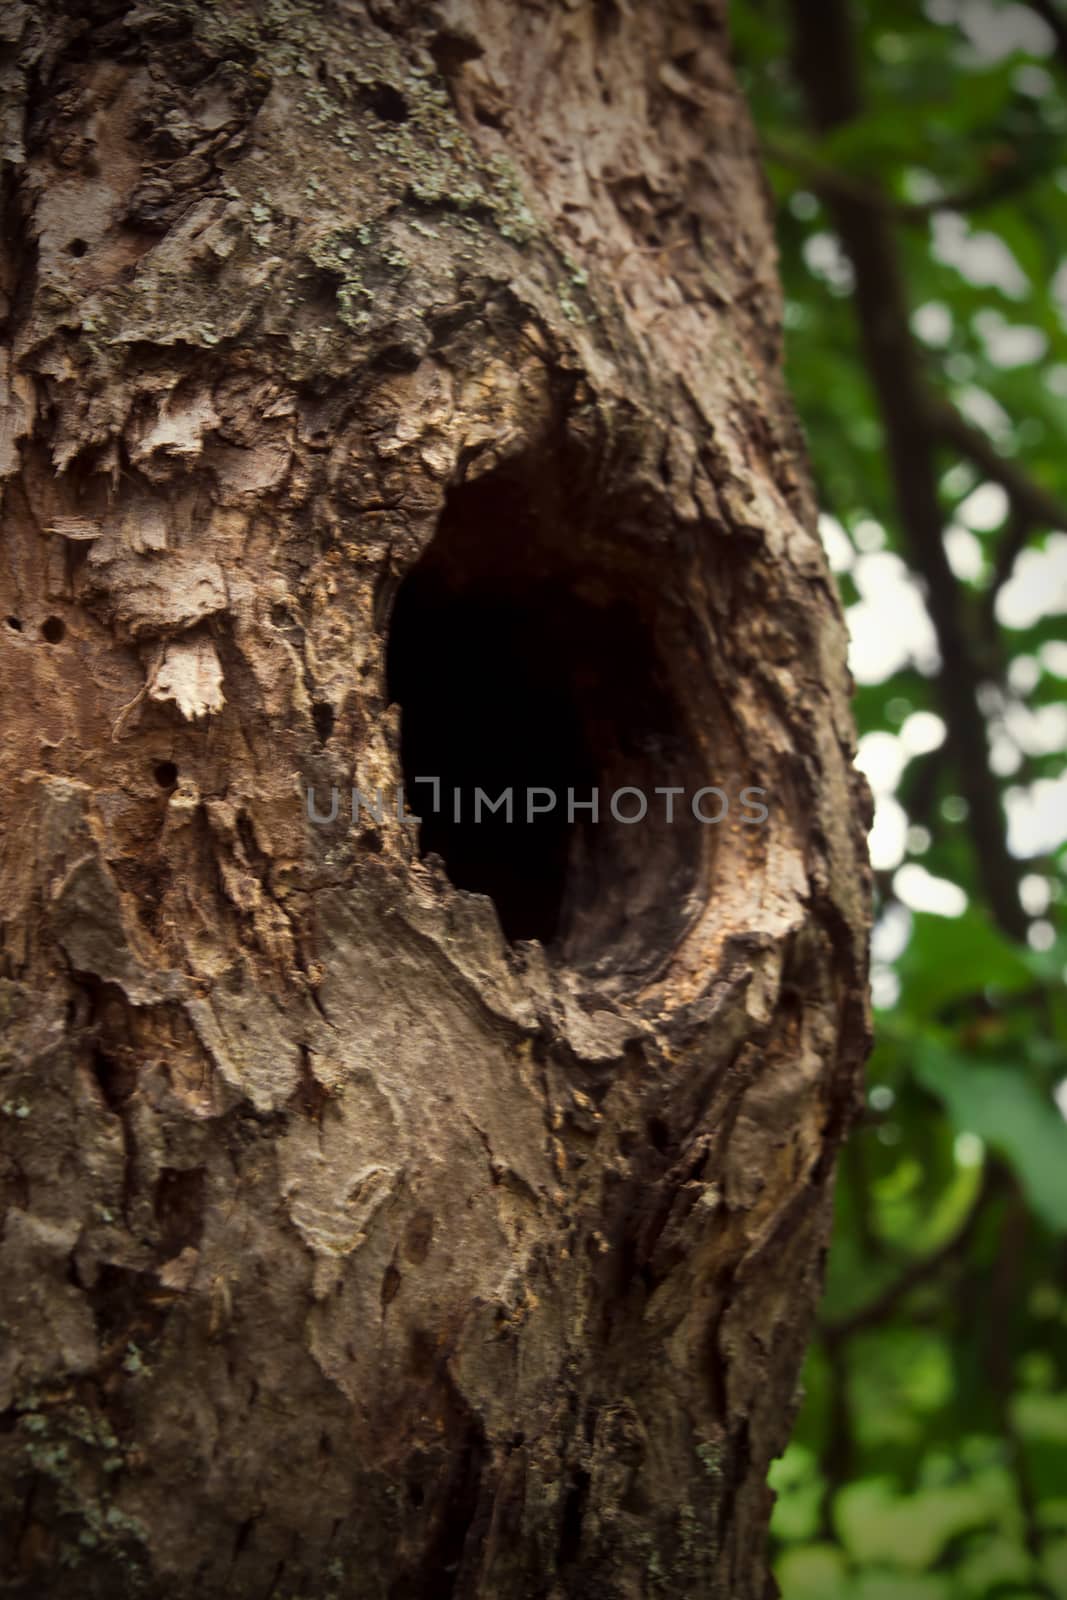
386,463,704,976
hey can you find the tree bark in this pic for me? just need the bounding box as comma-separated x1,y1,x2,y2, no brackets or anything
0,3,870,1596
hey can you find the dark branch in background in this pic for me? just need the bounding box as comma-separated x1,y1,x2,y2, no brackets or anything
989,505,1041,602
985,1186,1058,1599
932,401,1067,666
876,745,946,906
841,1135,888,1267
982,506,1036,661
898,743,947,833
785,0,1029,943
930,399,1067,535
762,136,1045,222
821,1166,996,1342
1025,0,1067,70
816,1335,853,1540
783,2,1056,1573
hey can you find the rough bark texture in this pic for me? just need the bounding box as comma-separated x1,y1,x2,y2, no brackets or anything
0,2,871,1596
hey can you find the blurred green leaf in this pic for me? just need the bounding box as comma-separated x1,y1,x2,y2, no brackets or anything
895,912,1037,1020
835,1471,1021,1570
776,1542,851,1600
914,1044,1067,1231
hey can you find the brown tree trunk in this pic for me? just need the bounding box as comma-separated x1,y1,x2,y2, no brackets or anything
0,2,870,1596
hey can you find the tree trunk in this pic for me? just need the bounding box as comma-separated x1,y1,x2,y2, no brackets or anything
0,2,870,1596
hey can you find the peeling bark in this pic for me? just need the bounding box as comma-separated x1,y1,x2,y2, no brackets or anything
0,2,870,1596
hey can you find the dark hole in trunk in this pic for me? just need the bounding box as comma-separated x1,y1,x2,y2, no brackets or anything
386,461,704,976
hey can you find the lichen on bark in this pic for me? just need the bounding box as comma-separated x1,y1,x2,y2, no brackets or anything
0,2,870,1596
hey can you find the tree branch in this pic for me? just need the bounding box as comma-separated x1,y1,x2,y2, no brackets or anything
785,0,1029,941
930,400,1067,535
981,505,1035,654
821,1168,994,1342
935,401,1067,659
763,136,1044,222
1025,0,1067,70
986,1182,1057,1598
817,1334,853,1540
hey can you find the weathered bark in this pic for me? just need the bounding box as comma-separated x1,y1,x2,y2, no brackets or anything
0,3,870,1597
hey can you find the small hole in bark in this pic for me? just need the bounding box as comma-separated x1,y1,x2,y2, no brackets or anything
404,1209,434,1264
430,30,485,77
363,81,409,122
67,238,90,257
154,1166,206,1255
558,1467,591,1566
312,701,335,743
154,760,179,788
647,1116,671,1154
6,616,22,631
386,458,703,974
91,1048,136,1111
41,616,66,643
87,1261,165,1344
474,100,506,130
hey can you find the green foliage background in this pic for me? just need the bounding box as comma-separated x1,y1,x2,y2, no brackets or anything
731,2,1067,1596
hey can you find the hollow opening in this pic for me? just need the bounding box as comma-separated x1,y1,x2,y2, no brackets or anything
67,237,89,258
362,81,409,123
312,701,335,744
41,616,66,643
153,760,179,789
90,1047,137,1112
6,616,21,631
386,461,704,975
